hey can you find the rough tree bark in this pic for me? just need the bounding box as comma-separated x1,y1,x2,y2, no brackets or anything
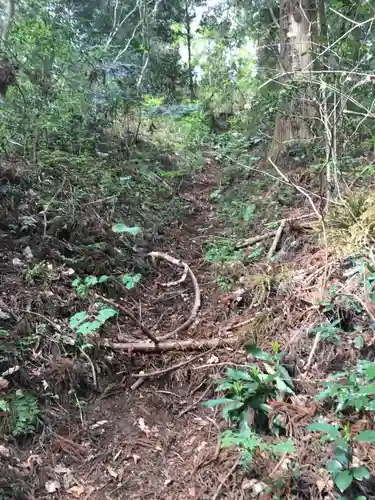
185,1,196,101
268,0,317,161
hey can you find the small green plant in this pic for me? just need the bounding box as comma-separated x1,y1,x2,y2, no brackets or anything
308,421,374,495
204,344,293,422
311,320,344,344
69,306,118,348
315,360,375,412
1,390,39,436
23,262,53,285
72,275,111,297
221,421,295,466
205,239,245,264
72,272,142,297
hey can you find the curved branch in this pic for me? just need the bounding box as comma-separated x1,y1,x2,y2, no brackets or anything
148,251,201,341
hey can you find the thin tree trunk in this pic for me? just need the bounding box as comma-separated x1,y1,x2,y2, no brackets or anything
185,1,195,101
1,0,14,41
269,0,317,161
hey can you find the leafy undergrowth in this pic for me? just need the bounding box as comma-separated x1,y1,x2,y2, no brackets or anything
2,134,375,500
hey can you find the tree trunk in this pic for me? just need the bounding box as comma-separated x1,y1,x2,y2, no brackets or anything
185,2,195,101
1,0,14,42
268,0,316,161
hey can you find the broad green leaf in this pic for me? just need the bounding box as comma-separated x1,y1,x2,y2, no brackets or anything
77,320,102,335
98,275,110,283
352,466,370,481
315,387,336,401
277,365,293,388
355,430,375,443
335,437,350,452
203,398,234,408
215,382,233,392
326,459,343,473
355,496,367,500
225,367,252,381
272,440,296,455
365,363,375,381
122,273,142,289
112,223,141,236
307,422,340,439
276,377,294,394
84,276,98,286
97,307,118,322
358,385,375,395
245,344,271,361
69,311,88,329
354,396,369,410
334,470,353,492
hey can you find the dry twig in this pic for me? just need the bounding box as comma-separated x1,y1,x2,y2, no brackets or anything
178,382,213,418
212,460,240,500
267,219,286,259
236,231,276,249
132,348,215,380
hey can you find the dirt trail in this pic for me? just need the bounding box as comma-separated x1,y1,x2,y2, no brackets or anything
76,160,235,499
1,160,246,500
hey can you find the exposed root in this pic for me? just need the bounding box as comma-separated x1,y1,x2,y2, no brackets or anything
148,251,201,340
110,337,241,352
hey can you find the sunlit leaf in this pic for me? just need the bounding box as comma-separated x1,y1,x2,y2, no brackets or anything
69,311,88,329
243,204,256,222
96,307,118,322
122,273,142,289
358,385,375,395
112,223,141,235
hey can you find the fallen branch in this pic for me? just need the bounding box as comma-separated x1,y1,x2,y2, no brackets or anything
235,231,276,249
236,214,315,250
161,265,188,287
110,337,240,353
267,219,286,259
132,348,216,380
148,251,201,341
